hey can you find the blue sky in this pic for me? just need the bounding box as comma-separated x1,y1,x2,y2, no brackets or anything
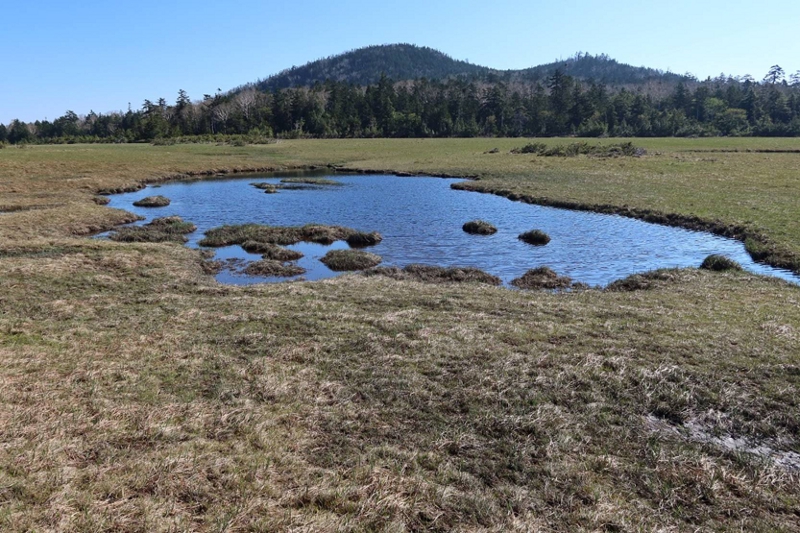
2,0,799,124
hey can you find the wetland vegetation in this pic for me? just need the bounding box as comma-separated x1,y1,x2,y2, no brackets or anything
132,194,170,207
462,219,498,235
0,138,799,531
320,249,382,271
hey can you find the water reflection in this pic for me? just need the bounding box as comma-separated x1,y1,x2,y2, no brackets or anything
105,173,800,287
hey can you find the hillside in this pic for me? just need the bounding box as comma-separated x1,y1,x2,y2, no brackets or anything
248,44,686,91
255,44,493,91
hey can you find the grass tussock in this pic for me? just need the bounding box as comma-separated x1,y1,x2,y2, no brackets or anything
108,216,196,243
700,254,743,271
518,229,551,245
366,263,502,285
606,269,683,291
462,219,498,235
242,259,306,277
320,249,382,271
346,231,383,248
241,241,304,261
512,141,646,157
199,223,360,247
132,195,171,207
92,196,110,205
280,177,343,186
511,266,572,290
251,182,278,193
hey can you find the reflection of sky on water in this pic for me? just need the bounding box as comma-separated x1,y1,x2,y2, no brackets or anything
105,173,800,287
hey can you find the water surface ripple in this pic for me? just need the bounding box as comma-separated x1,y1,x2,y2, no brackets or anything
106,173,800,287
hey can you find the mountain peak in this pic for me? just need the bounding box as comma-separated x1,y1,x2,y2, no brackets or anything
246,44,685,92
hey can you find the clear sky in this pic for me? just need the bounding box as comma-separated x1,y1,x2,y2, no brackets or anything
2,0,799,124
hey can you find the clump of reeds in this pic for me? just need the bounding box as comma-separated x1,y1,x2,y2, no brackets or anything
243,260,306,277
365,264,501,285
320,250,382,271
346,231,383,248
241,241,303,261
133,195,171,207
462,220,497,235
109,216,196,243
518,229,551,245
511,266,571,290
700,254,743,271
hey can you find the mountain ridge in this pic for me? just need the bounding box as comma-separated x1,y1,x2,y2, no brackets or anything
242,43,687,93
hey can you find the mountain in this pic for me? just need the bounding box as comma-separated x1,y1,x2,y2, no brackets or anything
246,44,686,92
253,44,492,91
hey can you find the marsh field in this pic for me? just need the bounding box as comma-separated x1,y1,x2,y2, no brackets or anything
1,138,799,531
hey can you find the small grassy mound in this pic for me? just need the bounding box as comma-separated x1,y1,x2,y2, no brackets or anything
133,195,170,207
700,254,743,271
320,250,382,271
511,266,572,290
346,231,383,248
510,142,547,154
462,220,498,235
518,229,551,245
242,260,306,277
510,141,646,158
280,177,343,186
199,224,361,247
366,264,501,285
251,182,277,193
109,216,196,243
241,241,303,261
606,269,682,292
92,196,110,205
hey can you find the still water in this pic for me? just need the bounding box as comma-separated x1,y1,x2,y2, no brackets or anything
106,172,800,287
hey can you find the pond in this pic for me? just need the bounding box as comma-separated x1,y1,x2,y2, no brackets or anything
105,172,800,287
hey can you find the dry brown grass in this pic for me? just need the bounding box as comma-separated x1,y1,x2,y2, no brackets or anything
0,140,799,530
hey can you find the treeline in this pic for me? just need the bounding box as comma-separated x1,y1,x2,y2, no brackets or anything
3,67,800,145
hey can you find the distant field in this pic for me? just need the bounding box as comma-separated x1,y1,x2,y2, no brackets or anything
1,139,799,531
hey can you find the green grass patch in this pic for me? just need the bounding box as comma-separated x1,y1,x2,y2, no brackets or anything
320,250,382,271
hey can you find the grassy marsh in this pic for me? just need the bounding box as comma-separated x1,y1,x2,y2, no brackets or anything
199,223,360,247
0,139,799,530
